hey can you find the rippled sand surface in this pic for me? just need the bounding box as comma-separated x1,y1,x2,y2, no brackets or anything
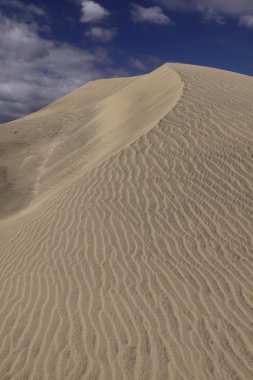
0,64,253,380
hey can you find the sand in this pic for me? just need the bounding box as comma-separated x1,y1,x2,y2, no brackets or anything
0,63,252,379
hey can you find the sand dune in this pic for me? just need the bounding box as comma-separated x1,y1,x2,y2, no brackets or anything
0,63,253,379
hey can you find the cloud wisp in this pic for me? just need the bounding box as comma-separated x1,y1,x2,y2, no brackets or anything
239,15,253,30
131,4,172,25
85,26,117,42
80,0,110,23
155,0,253,28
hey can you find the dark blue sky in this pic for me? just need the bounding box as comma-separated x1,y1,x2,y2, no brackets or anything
0,0,252,122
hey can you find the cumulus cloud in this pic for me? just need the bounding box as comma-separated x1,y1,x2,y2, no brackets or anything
239,15,253,29
155,0,253,26
0,13,112,123
80,0,110,23
131,4,172,25
85,26,117,42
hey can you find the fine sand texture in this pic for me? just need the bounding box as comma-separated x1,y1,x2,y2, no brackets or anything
0,63,253,379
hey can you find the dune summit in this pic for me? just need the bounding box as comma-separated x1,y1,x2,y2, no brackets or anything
0,64,253,379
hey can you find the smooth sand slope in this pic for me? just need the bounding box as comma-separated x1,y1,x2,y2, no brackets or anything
0,64,253,379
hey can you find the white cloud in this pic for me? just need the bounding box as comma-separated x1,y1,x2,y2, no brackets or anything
155,0,253,15
85,26,117,42
131,4,172,25
200,8,226,25
27,4,47,17
0,14,113,122
239,15,253,29
80,0,110,23
0,0,47,17
155,0,253,26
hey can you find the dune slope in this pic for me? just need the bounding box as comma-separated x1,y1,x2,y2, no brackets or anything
0,64,253,380
0,64,182,219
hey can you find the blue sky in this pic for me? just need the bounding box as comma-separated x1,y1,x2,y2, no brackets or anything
0,0,253,122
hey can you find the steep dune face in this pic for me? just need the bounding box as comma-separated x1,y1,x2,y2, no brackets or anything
0,64,253,380
0,65,183,219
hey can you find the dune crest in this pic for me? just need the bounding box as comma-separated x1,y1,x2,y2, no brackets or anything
0,64,253,380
